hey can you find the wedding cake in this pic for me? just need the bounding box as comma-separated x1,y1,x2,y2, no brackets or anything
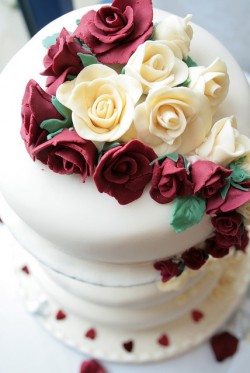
0,0,250,363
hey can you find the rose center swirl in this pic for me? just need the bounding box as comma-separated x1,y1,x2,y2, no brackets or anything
88,94,118,129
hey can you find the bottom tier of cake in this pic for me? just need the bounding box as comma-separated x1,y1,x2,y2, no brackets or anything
14,244,250,363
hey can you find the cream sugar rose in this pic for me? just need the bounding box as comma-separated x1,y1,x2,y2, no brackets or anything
0,0,250,363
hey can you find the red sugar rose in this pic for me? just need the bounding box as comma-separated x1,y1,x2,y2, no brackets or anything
80,360,106,373
94,140,156,205
73,0,154,64
182,247,208,270
154,259,183,282
32,129,97,182
210,331,239,362
206,182,250,215
205,237,230,258
21,80,62,156
211,212,243,249
150,156,194,204
41,28,88,96
191,160,232,198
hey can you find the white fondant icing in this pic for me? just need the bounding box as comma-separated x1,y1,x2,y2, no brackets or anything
0,5,250,363
0,8,249,270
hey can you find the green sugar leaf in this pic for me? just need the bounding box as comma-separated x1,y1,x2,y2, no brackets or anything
220,177,231,200
98,142,121,163
78,52,98,67
178,77,191,87
42,33,60,49
230,181,249,192
40,96,72,134
167,153,179,162
229,158,250,183
183,56,198,68
170,195,206,233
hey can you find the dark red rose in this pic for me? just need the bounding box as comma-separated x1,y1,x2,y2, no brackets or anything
93,140,156,205
32,129,97,182
205,237,230,258
211,212,243,248
182,247,208,270
41,28,89,95
154,259,183,282
206,182,250,215
80,359,106,373
21,80,63,156
150,156,194,204
235,228,249,252
73,0,153,64
211,211,242,236
210,331,239,362
191,160,232,198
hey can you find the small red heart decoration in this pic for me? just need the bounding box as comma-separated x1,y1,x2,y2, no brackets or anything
191,309,204,323
85,328,96,340
157,334,170,347
56,309,67,320
21,265,30,275
210,331,239,362
123,340,134,353
80,359,106,373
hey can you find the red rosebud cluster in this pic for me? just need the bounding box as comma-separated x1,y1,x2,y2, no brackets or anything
150,155,194,204
73,0,154,64
41,28,89,95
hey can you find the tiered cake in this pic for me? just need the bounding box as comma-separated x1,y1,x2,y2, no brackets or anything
0,0,250,363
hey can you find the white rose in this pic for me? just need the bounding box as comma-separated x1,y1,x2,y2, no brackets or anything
56,64,142,142
134,87,212,156
237,202,250,225
125,40,188,94
188,58,229,110
196,116,250,166
154,14,193,59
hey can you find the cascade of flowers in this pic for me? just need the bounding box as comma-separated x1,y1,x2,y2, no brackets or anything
21,0,250,250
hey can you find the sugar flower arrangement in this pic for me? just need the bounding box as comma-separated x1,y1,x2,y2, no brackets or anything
21,0,250,245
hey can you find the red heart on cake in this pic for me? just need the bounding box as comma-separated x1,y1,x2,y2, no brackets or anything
21,265,30,275
80,359,106,373
157,334,170,347
85,328,97,340
210,331,239,362
123,340,134,353
191,309,204,322
56,309,67,320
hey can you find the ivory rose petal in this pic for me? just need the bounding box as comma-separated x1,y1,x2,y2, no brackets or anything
196,116,250,166
134,87,212,156
188,58,229,110
56,64,142,142
125,40,188,94
154,15,193,59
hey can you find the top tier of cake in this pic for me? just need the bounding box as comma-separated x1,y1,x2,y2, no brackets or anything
0,5,250,272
